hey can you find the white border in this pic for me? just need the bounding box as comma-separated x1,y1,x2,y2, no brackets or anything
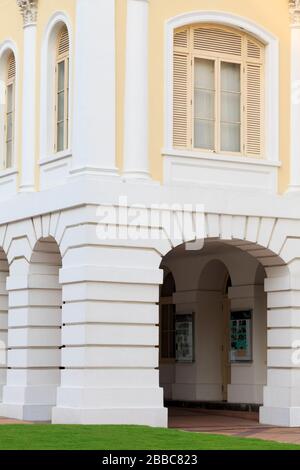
40,11,73,163
0,39,19,172
164,11,280,164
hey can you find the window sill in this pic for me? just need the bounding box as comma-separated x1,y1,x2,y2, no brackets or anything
0,167,18,200
162,149,281,168
39,149,72,166
162,149,280,193
39,150,72,190
0,167,18,178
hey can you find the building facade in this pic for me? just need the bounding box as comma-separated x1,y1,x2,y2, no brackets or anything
0,0,300,427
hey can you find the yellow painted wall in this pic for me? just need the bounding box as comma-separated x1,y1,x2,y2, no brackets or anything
0,0,76,189
0,0,23,186
116,0,290,193
0,0,291,193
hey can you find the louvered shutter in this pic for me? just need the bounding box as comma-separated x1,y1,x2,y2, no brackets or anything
7,53,15,81
58,26,69,58
245,39,264,156
173,28,190,148
193,26,242,57
172,25,264,155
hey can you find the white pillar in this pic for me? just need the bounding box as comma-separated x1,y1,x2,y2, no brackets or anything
123,0,150,180
71,0,118,178
17,1,38,192
260,262,300,427
289,1,300,191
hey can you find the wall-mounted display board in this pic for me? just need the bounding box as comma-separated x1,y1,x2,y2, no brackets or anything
175,313,194,363
230,310,252,363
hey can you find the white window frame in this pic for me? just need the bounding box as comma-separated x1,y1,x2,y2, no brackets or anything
0,41,18,172
40,12,72,162
164,12,280,170
5,55,15,168
54,29,70,154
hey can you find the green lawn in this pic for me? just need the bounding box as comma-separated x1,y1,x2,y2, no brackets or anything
0,425,298,450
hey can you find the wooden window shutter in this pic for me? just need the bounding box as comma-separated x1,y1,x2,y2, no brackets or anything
193,26,242,57
7,53,16,81
245,39,264,156
58,26,69,58
173,28,190,149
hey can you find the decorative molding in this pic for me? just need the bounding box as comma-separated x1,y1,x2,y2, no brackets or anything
164,11,280,187
289,0,300,25
16,0,38,26
40,12,73,174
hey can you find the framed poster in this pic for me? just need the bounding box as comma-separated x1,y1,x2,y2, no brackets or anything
230,310,252,363
175,313,194,363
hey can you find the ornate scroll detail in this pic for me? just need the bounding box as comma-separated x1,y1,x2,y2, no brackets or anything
16,0,38,26
289,0,300,25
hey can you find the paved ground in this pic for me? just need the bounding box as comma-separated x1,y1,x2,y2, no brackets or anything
168,407,300,445
2,407,300,445
0,417,32,424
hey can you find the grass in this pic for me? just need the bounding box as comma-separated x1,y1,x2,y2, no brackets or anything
0,425,298,450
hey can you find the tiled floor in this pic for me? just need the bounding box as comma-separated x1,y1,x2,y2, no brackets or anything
168,407,300,445
0,417,32,424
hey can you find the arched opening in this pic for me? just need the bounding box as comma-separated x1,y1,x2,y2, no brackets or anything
27,237,62,420
0,249,8,403
159,239,268,417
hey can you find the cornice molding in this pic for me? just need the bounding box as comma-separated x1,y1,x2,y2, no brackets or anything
16,0,38,26
289,0,300,25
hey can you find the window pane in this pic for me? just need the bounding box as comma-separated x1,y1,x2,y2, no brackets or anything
58,61,65,92
221,92,241,123
6,113,13,141
6,141,12,168
221,62,240,92
6,84,13,113
221,62,241,152
194,89,214,120
57,121,64,152
195,58,215,90
194,58,215,150
57,91,65,122
221,122,241,152
194,119,214,149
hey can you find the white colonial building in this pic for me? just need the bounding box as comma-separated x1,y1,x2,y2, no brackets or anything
0,0,300,427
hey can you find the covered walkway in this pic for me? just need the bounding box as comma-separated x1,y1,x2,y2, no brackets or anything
168,407,300,445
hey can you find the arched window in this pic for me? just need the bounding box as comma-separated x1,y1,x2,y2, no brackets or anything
55,26,69,153
173,24,264,157
4,52,15,168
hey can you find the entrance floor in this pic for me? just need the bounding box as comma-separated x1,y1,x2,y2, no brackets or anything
168,407,300,445
0,417,32,424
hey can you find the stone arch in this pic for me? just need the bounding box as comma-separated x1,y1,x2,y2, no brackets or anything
0,235,63,421
158,212,300,425
198,259,230,292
